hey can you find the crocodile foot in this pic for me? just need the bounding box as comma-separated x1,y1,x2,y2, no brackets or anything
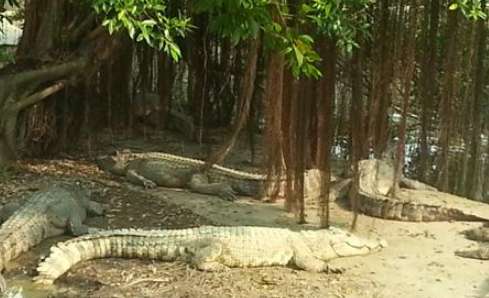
217,185,236,201
0,273,6,294
327,265,345,274
143,180,157,189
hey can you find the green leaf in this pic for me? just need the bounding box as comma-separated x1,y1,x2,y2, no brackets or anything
128,23,136,39
141,19,157,26
449,3,458,10
293,44,304,66
107,20,115,34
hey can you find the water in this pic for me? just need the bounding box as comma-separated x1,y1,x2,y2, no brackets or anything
4,277,55,298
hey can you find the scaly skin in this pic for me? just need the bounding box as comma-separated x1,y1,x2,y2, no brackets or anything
455,245,489,260
36,226,387,285
357,159,489,222
455,225,489,260
464,225,489,242
0,183,104,293
97,151,328,201
96,152,271,200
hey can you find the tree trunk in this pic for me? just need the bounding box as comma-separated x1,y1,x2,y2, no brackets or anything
0,0,118,165
417,0,440,182
349,43,364,230
202,38,260,170
457,22,476,196
294,79,308,224
190,17,209,143
316,38,336,228
436,10,460,191
264,51,285,202
367,0,394,158
391,0,417,197
467,0,486,201
282,71,299,210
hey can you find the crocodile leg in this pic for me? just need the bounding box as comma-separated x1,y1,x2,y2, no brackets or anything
291,240,329,273
67,213,91,236
455,245,489,260
126,170,157,189
87,201,105,216
46,205,87,237
188,173,236,201
0,202,22,223
464,226,489,242
45,208,69,237
0,274,5,293
191,240,229,271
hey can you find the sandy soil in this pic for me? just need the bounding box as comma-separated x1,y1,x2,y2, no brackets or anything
0,131,487,298
143,188,489,298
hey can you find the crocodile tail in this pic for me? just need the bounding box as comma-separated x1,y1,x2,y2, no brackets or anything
35,239,107,285
0,273,6,293
455,246,489,260
0,209,48,272
35,231,185,285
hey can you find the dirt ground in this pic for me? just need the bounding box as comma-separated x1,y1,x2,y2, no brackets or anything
1,131,488,298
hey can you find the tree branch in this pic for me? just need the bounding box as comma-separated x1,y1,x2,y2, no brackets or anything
13,82,65,112
201,38,260,171
8,57,87,89
70,13,96,42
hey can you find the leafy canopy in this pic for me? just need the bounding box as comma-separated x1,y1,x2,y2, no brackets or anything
89,0,372,78
449,0,487,19
90,0,191,60
0,0,20,29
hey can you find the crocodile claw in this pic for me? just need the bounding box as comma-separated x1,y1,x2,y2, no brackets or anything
327,265,345,274
88,227,104,234
0,273,6,294
219,185,236,201
143,180,157,189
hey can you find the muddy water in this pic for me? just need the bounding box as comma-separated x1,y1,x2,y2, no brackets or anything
6,277,56,298
3,236,70,298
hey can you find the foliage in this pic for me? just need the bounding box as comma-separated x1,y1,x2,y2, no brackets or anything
194,0,321,78
88,0,371,78
0,0,19,33
194,0,370,77
0,0,19,13
194,0,369,78
0,164,16,183
90,0,192,60
449,0,487,19
271,27,322,79
193,0,270,44
302,0,371,54
0,46,14,63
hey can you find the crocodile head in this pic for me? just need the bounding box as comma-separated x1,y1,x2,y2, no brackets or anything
302,227,387,260
95,154,129,176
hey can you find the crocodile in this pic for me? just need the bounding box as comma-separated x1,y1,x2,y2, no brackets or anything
355,159,489,222
35,226,387,285
455,225,489,260
0,201,22,223
97,151,310,200
455,245,489,260
96,151,330,202
96,152,265,201
0,183,105,293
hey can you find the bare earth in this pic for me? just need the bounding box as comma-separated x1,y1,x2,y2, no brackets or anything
0,133,488,298
142,188,489,298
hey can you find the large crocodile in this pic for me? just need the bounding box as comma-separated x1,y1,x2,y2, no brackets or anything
0,183,105,293
455,225,489,260
96,151,324,201
355,159,489,222
0,201,22,224
96,151,265,200
35,226,387,285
